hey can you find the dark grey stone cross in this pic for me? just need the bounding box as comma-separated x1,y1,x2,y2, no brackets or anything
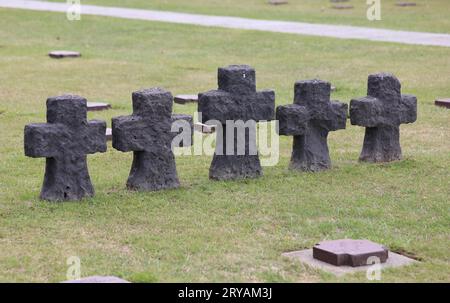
350,73,417,162
276,80,347,171
24,95,107,201
198,65,275,180
112,88,193,191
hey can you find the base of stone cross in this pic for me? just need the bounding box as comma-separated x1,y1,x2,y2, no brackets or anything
359,125,402,163
174,94,198,104
106,128,112,141
268,0,288,5
396,2,417,7
48,50,81,59
63,276,130,283
435,98,450,109
87,102,111,111
282,249,417,276
209,154,262,180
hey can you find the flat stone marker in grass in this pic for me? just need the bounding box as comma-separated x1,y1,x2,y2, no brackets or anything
435,98,450,108
194,122,216,134
174,94,198,104
198,65,275,180
48,50,81,59
396,2,417,7
268,0,288,5
331,4,354,9
283,245,417,276
350,73,417,163
87,102,111,111
63,276,130,283
276,80,347,172
313,239,388,266
106,128,112,141
112,88,193,191
24,95,107,201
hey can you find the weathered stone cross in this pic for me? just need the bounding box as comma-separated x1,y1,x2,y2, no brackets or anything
24,95,107,201
350,73,417,162
112,88,192,191
276,80,347,171
198,65,275,180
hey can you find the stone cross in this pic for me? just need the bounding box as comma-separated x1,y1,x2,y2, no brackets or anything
276,80,347,171
350,73,417,162
24,95,107,201
198,65,275,180
112,88,193,191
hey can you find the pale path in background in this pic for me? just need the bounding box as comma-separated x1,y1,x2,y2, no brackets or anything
2,0,450,47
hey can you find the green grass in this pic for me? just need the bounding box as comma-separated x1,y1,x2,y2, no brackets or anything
0,8,449,282
46,0,450,33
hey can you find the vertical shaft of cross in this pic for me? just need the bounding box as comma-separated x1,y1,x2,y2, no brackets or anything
360,126,401,162
41,156,93,200
210,123,261,180
291,124,332,171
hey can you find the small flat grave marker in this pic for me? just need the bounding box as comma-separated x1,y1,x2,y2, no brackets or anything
174,94,198,104
87,102,111,111
106,128,112,141
435,98,450,109
396,2,417,7
313,239,388,267
268,0,288,5
283,246,416,276
331,4,354,9
63,276,130,283
48,50,81,59
194,122,216,134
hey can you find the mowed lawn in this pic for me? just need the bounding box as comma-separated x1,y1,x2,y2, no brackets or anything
46,0,450,33
0,8,449,282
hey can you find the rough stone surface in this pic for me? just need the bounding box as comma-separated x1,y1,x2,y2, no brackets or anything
283,249,416,276
48,50,81,59
24,95,107,201
174,94,198,104
276,80,347,172
87,102,111,111
350,73,417,162
63,276,130,283
435,98,450,108
313,239,388,267
198,65,275,180
112,88,192,191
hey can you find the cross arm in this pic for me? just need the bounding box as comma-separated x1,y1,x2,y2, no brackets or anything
324,101,348,131
276,104,309,136
399,94,417,124
112,115,147,152
198,90,275,124
85,120,107,154
24,123,63,158
350,96,385,127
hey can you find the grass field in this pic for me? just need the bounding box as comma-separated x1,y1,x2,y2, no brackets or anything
0,7,449,282
45,0,450,33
